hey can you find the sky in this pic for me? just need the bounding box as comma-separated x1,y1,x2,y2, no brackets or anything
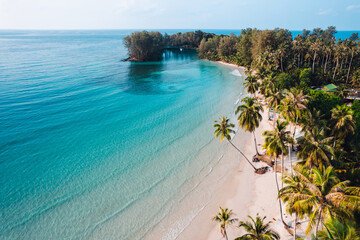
0,0,360,30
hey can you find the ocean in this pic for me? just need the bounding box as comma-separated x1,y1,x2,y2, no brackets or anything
0,30,245,239
0,30,358,239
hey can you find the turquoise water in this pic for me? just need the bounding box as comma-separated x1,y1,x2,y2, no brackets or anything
1,29,357,239
0,30,244,239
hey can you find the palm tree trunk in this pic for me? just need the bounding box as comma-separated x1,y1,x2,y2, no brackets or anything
224,228,228,240
294,214,297,240
289,145,293,176
292,115,298,150
340,58,343,72
331,138,336,161
281,155,284,188
333,59,338,80
274,157,288,227
346,51,354,84
312,50,316,73
253,131,260,155
297,54,300,68
228,140,257,171
288,122,293,175
316,210,323,237
324,54,328,73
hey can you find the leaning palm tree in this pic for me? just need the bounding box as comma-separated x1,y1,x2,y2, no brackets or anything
212,207,238,240
297,127,334,168
280,166,360,236
235,97,264,155
263,120,293,226
331,104,355,144
244,75,260,97
214,117,257,171
317,219,360,240
235,214,279,240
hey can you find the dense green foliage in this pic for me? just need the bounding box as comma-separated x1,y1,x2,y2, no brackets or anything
307,90,343,118
124,28,359,87
210,27,360,239
198,27,360,87
124,30,213,61
123,31,165,61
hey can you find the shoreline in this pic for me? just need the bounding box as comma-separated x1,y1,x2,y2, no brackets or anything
176,62,294,240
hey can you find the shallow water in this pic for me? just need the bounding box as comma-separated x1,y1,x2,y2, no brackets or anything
0,30,245,239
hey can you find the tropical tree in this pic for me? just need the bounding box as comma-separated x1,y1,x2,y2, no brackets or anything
287,88,309,142
263,120,294,181
317,219,360,240
235,97,264,155
299,109,327,133
266,89,283,121
244,75,260,97
279,168,311,240
346,34,359,83
235,214,280,240
212,207,238,240
277,93,296,172
297,127,334,168
331,105,355,143
214,117,257,171
263,120,293,226
259,75,276,98
310,39,323,73
279,166,360,236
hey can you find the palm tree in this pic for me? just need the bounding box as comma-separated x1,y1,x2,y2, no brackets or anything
280,166,360,236
317,219,360,240
279,168,311,240
287,88,308,143
331,105,355,143
266,89,283,121
214,117,257,171
263,120,293,226
244,75,259,97
235,97,264,155
264,120,294,181
259,76,276,98
276,94,296,173
297,127,334,168
310,39,323,73
212,207,238,240
299,109,327,133
346,36,359,83
235,214,279,240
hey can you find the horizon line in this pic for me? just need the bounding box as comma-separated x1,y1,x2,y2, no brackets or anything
1,28,360,31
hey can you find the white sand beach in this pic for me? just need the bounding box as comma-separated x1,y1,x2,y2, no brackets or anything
176,62,299,240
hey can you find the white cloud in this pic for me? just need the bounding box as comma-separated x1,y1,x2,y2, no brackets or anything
318,8,333,15
346,4,360,11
